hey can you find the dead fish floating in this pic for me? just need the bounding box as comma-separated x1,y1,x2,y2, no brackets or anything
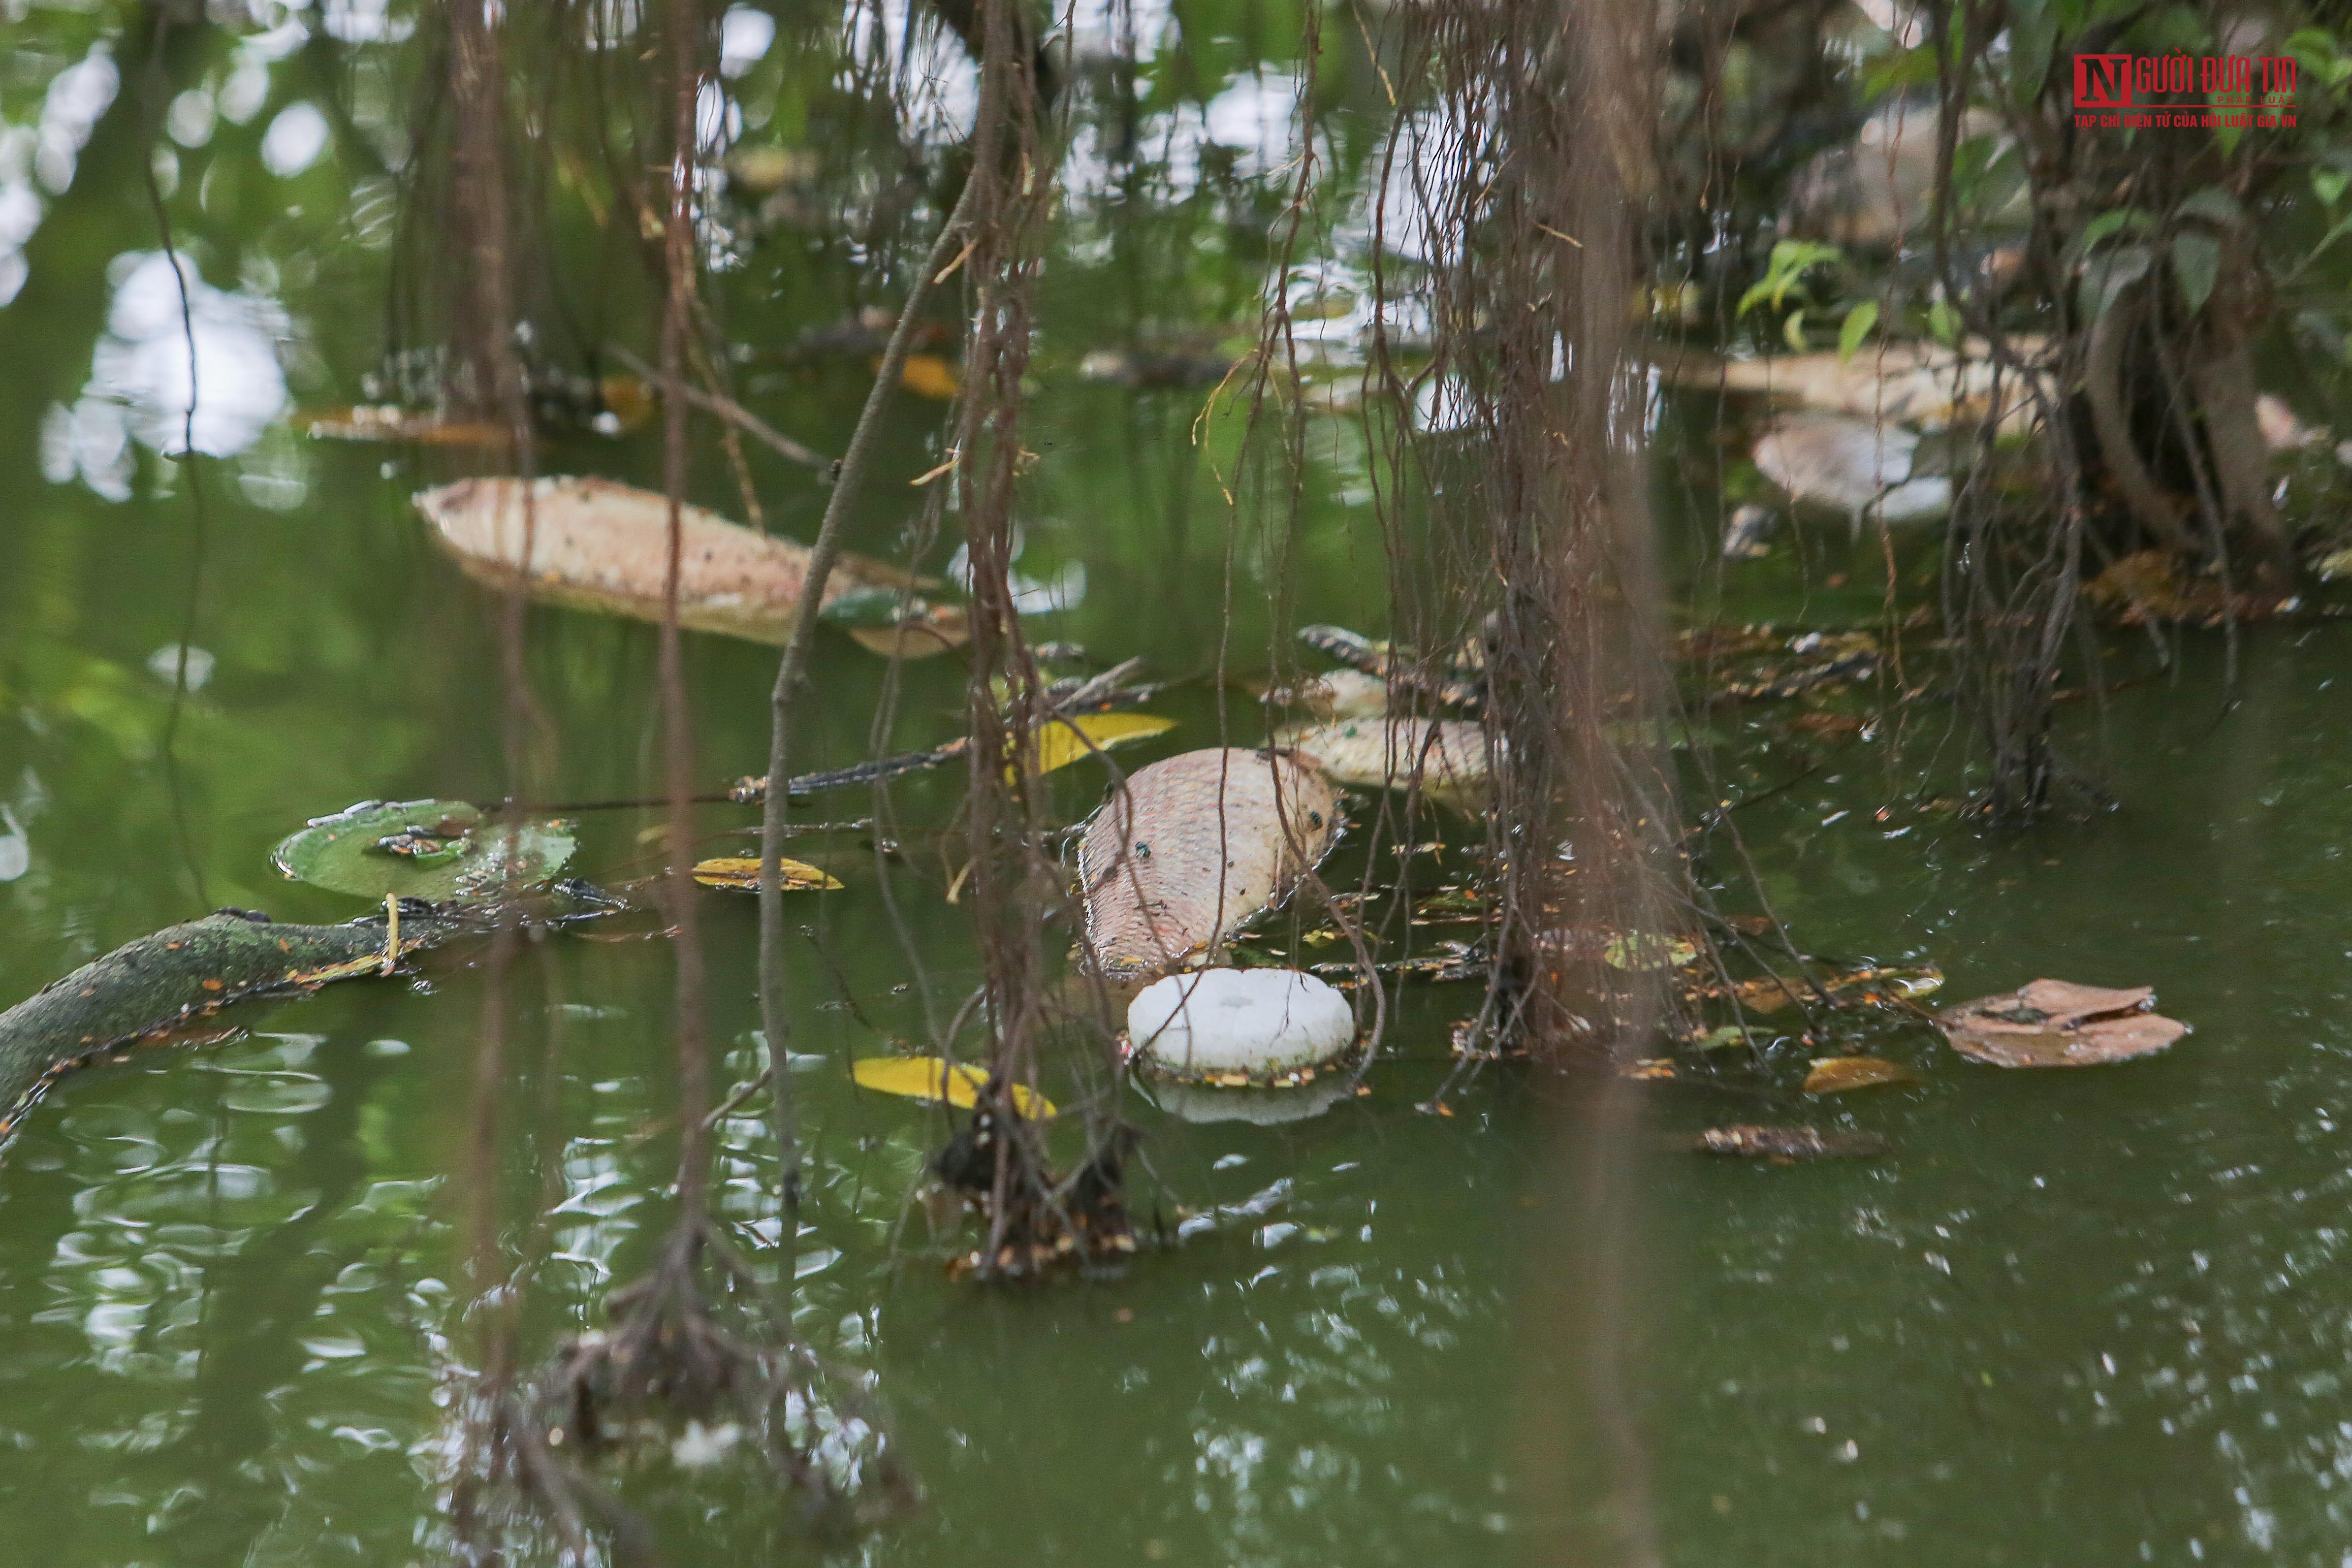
412,475,923,646
1274,718,1491,810
1079,748,1341,978
1752,414,1951,524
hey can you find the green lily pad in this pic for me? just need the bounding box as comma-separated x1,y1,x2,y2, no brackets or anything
272,799,575,901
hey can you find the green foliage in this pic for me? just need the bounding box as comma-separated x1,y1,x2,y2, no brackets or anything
1736,240,1845,319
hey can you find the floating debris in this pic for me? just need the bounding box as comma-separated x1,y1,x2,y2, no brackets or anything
1297,624,1485,711
1664,337,2050,433
1801,1055,1919,1094
689,856,843,892
1935,978,2189,1068
1694,1125,1890,1161
1753,414,1951,523
413,475,922,646
1126,968,1356,1083
1725,962,1943,1014
1079,749,1341,977
1721,503,1776,559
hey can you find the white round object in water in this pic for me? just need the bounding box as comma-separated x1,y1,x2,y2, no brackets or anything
1127,968,1355,1081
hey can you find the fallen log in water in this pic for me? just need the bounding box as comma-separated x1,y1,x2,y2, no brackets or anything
0,908,452,1143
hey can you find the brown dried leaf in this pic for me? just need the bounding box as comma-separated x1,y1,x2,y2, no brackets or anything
1801,1055,1918,1094
1935,977,2188,1067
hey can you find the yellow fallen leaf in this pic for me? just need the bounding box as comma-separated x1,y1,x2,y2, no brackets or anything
1801,1055,1919,1095
691,856,844,891
850,1055,1056,1118
896,354,962,400
1011,711,1175,780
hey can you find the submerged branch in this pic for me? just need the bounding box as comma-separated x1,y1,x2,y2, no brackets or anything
0,908,454,1144
606,342,830,471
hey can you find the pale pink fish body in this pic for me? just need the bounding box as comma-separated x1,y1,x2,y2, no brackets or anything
413,475,914,645
1078,749,1341,978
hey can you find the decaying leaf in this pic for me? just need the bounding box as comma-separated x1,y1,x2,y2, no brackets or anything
895,354,962,399
1273,718,1491,809
1801,1055,1919,1094
1079,749,1342,978
414,476,923,646
1935,977,2189,1068
850,1055,1054,1117
1016,712,1177,778
273,800,574,901
1694,1125,1890,1160
690,856,844,891
1725,963,1942,1015
1602,931,1701,971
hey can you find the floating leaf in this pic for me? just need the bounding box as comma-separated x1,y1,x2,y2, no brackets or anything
1015,711,1176,778
850,1055,1054,1117
690,856,843,891
1731,962,1942,1014
1801,1055,1918,1094
1603,931,1700,971
1935,977,2189,1068
895,355,962,399
273,801,574,901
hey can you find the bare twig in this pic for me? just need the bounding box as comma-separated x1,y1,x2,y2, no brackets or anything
607,342,831,471
758,175,981,1236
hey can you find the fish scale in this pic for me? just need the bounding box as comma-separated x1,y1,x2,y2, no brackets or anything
1079,749,1340,977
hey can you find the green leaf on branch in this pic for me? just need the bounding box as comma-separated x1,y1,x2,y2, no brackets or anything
1837,301,1880,364
2171,231,2221,314
1736,240,1844,319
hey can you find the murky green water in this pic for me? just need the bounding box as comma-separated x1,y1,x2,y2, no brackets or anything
6,5,2352,1564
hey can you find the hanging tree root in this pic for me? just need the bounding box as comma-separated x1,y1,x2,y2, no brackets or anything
525,1211,908,1511
0,906,457,1144
929,1084,1140,1278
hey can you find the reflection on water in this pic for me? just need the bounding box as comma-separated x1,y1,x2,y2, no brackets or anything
4,3,2352,1565
43,250,290,501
